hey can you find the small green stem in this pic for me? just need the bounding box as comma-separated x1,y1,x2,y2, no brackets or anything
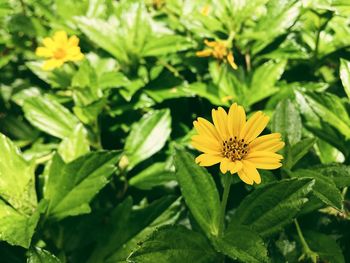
91,120,102,150
227,31,235,44
313,28,321,62
342,187,348,198
294,219,318,263
313,13,332,65
218,173,233,237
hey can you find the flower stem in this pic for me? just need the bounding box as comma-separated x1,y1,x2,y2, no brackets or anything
218,173,233,237
294,219,318,263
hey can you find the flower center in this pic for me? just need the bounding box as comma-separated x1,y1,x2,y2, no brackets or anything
53,48,66,59
222,137,249,161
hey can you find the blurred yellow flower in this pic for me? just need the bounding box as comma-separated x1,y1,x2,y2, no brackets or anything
200,5,210,16
196,39,237,70
35,31,84,71
192,103,284,185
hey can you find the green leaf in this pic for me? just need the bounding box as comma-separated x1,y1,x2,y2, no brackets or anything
27,247,61,263
124,109,171,170
71,59,98,90
127,225,218,263
142,35,192,56
76,17,128,63
74,54,127,90
231,178,314,237
291,169,343,210
119,78,147,102
286,138,316,169
214,225,269,263
313,164,350,188
145,82,193,104
55,0,87,20
185,82,224,106
87,196,180,263
0,199,40,248
174,148,220,237
340,58,350,99
295,91,350,157
315,139,345,164
271,99,302,146
304,92,350,139
86,197,133,263
209,63,247,106
0,133,37,214
304,231,345,263
58,124,90,163
129,162,175,190
73,99,106,125
26,61,74,89
0,115,39,142
106,197,181,262
228,0,270,31
23,95,80,139
45,151,121,220
249,0,301,54
331,0,350,16
247,60,286,106
99,71,129,90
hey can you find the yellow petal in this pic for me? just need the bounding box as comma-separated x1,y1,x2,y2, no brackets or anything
191,134,221,151
245,151,283,170
240,111,262,139
194,118,221,141
204,39,218,47
227,103,246,138
68,35,79,46
200,5,210,16
191,140,221,155
42,37,56,50
220,158,230,174
266,141,285,152
246,151,283,160
237,169,254,185
240,111,270,143
249,133,285,152
249,133,280,147
196,49,212,57
35,47,53,57
242,160,261,184
228,160,243,174
69,52,84,61
53,30,68,44
195,154,222,166
42,59,64,71
66,46,81,55
212,107,229,140
252,162,282,170
66,46,84,61
227,52,238,70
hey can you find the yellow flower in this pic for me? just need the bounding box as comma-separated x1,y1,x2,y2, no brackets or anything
196,39,238,70
191,103,285,185
200,5,210,16
35,30,84,71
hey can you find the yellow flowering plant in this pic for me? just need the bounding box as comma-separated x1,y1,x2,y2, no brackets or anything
35,30,84,71
196,39,238,70
192,103,284,185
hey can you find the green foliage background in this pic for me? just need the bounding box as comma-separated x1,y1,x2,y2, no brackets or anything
1,0,350,262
